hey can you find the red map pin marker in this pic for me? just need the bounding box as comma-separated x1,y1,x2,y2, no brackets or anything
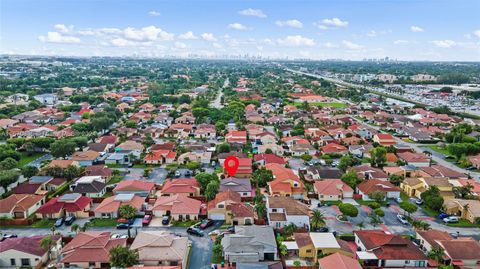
224,156,239,177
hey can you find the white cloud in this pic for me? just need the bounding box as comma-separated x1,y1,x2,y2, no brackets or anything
98,28,122,35
322,42,338,48
174,41,187,49
394,40,409,44
238,8,267,18
54,24,73,33
178,31,197,40
78,29,96,36
110,38,136,47
228,23,247,30
342,40,363,50
277,35,315,47
201,33,217,42
431,40,456,48
366,30,377,37
410,26,424,32
315,18,348,30
474,30,480,38
213,43,223,49
275,19,303,28
38,32,80,44
148,10,160,16
123,26,173,41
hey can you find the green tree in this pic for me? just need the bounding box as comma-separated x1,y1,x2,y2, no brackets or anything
195,172,219,193
370,146,387,167
212,243,223,258
399,201,418,216
251,167,274,188
453,183,474,199
205,180,220,201
109,246,139,268
388,174,404,186
339,203,359,217
293,260,302,267
186,161,201,170
125,120,137,128
118,204,137,220
22,166,39,178
369,191,386,203
0,157,18,170
216,143,230,153
255,203,267,219
300,154,312,161
283,222,297,236
338,154,361,171
369,212,383,227
310,210,326,230
71,223,80,234
0,169,20,193
341,170,361,189
421,186,444,212
40,235,55,260
50,140,76,159
427,246,445,265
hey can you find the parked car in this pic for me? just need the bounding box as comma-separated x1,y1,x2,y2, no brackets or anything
443,216,459,223
142,215,152,226
65,216,76,226
174,171,181,177
111,233,120,239
397,214,409,225
314,227,329,232
187,227,204,237
162,215,171,225
1,234,18,241
54,218,64,227
199,219,214,229
119,235,128,239
414,199,423,205
116,223,131,229
396,197,402,203
438,213,450,219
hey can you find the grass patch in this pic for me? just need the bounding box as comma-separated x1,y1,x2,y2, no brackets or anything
400,192,409,202
17,152,44,167
419,206,439,217
172,220,198,227
355,199,388,207
89,218,118,227
212,243,224,264
31,219,55,228
425,145,451,156
105,163,125,168
107,175,123,185
446,219,480,228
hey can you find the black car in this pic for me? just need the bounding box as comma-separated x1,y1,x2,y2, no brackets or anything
54,218,64,227
199,219,214,229
162,216,171,225
65,216,76,226
187,227,204,237
116,223,131,229
314,227,329,232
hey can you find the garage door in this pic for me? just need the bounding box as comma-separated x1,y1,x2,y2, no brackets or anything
210,213,225,220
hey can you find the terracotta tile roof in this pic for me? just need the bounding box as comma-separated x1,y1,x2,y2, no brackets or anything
0,235,60,257
98,135,117,144
12,182,42,194
0,194,44,214
228,203,254,218
269,212,286,221
321,143,348,154
48,159,77,169
95,194,144,213
318,252,362,269
268,196,310,216
294,233,313,248
113,180,155,192
72,150,101,161
398,152,430,163
437,239,480,260
357,179,400,195
208,190,241,210
152,194,201,214
416,229,452,249
314,180,353,196
37,194,91,214
61,232,126,263
161,178,199,194
254,154,286,165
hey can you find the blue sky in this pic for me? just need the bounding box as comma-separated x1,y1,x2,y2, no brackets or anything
1,0,479,60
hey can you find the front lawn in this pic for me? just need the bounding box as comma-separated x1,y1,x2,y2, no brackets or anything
89,218,118,227
419,205,439,217
31,219,56,228
446,219,480,228
107,175,123,185
355,199,388,207
17,152,44,167
172,220,198,227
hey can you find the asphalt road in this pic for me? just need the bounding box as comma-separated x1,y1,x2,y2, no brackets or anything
2,221,222,269
26,154,52,168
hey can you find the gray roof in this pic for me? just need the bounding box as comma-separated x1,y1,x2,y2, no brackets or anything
73,181,106,194
222,225,277,254
220,177,252,193
30,176,53,183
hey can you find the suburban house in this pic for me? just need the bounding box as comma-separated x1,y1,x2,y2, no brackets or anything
0,235,62,269
144,150,177,165
130,231,190,269
266,196,310,229
318,253,362,269
35,193,92,219
151,194,202,221
314,180,354,201
219,177,253,197
222,225,278,264
160,178,200,197
230,158,252,178
307,167,343,180
207,190,254,225
416,229,452,253
59,232,127,268
443,199,480,223
400,177,454,200
94,193,145,218
321,143,348,155
71,150,101,167
71,176,107,198
354,230,428,268
435,238,480,267
85,165,112,181
226,130,247,144
373,133,397,146
356,179,401,201
254,154,286,166
351,164,389,180
113,180,156,197
397,152,430,167
266,163,305,200
116,140,145,155
0,194,45,219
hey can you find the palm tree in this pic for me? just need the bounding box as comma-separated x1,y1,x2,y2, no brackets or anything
255,203,267,219
310,210,326,230
40,236,54,261
71,224,79,234
428,246,445,265
283,223,297,237
357,221,365,230
80,221,91,232
50,225,56,236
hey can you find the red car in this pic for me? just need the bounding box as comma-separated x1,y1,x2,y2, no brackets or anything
199,219,214,229
142,215,152,226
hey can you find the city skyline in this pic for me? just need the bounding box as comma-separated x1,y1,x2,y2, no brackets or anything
1,0,479,61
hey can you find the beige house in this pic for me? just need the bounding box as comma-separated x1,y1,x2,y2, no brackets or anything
0,235,62,269
443,199,480,224
130,231,190,269
151,195,201,221
207,190,254,225
0,194,45,219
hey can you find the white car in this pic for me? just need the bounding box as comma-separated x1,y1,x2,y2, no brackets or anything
110,233,120,239
396,214,409,225
443,216,459,223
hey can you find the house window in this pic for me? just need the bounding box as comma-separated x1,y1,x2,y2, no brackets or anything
171,261,178,266
89,262,95,267
218,204,224,209
10,259,15,266
21,259,30,266
405,260,410,264
306,250,312,253
320,195,324,198
272,209,277,213
243,192,248,196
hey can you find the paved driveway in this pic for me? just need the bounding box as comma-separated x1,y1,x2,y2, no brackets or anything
26,154,52,168
148,168,168,184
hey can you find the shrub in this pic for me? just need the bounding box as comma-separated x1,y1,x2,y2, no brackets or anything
368,202,381,209
374,208,385,217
